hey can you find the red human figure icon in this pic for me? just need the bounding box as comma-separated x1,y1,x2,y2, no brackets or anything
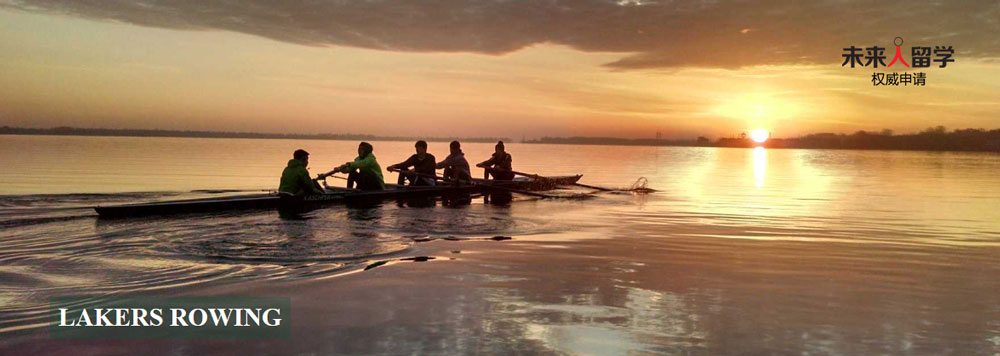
889,37,910,68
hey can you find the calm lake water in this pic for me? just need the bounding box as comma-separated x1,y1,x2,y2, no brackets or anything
1,134,999,355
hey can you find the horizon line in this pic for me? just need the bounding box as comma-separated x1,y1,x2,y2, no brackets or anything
4,125,997,142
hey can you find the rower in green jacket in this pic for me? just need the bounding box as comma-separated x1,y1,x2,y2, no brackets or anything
320,142,385,191
278,149,324,196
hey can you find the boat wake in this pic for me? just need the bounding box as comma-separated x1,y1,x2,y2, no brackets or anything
0,190,611,334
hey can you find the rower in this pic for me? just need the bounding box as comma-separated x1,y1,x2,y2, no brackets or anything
387,140,436,186
436,141,472,184
320,142,385,191
278,149,324,196
476,141,514,181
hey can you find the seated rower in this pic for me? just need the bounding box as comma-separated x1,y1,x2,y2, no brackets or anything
387,140,436,186
436,141,472,184
476,140,514,180
278,149,324,196
320,142,385,191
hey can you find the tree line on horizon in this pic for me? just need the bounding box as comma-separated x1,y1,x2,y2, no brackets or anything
719,126,1000,152
2,125,998,152
0,126,508,144
528,126,1000,152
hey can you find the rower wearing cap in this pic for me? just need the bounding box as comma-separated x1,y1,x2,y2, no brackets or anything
436,141,472,183
278,149,324,196
476,141,514,181
320,142,385,191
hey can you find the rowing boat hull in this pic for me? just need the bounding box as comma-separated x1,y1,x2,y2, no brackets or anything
94,175,582,218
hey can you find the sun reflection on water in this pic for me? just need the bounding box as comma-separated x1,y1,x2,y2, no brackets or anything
752,147,767,188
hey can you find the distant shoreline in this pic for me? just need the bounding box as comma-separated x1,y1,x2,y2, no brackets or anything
3,126,999,152
0,126,508,144
527,127,1000,152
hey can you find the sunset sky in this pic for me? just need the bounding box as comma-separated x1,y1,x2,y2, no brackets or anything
1,0,998,139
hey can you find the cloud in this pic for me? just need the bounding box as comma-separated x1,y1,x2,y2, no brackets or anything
3,0,998,69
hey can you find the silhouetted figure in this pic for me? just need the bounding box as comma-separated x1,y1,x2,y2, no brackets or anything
387,140,436,186
476,141,514,180
278,149,323,196
321,142,385,191
436,141,471,184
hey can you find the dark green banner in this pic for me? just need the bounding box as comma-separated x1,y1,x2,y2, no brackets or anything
49,296,290,339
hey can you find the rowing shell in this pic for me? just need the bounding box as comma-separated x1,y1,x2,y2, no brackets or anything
94,175,582,218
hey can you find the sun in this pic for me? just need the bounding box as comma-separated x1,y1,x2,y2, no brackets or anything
750,129,770,143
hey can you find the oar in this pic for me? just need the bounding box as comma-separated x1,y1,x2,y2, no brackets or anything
509,170,656,193
475,180,555,199
388,168,556,199
506,170,614,191
312,172,350,193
